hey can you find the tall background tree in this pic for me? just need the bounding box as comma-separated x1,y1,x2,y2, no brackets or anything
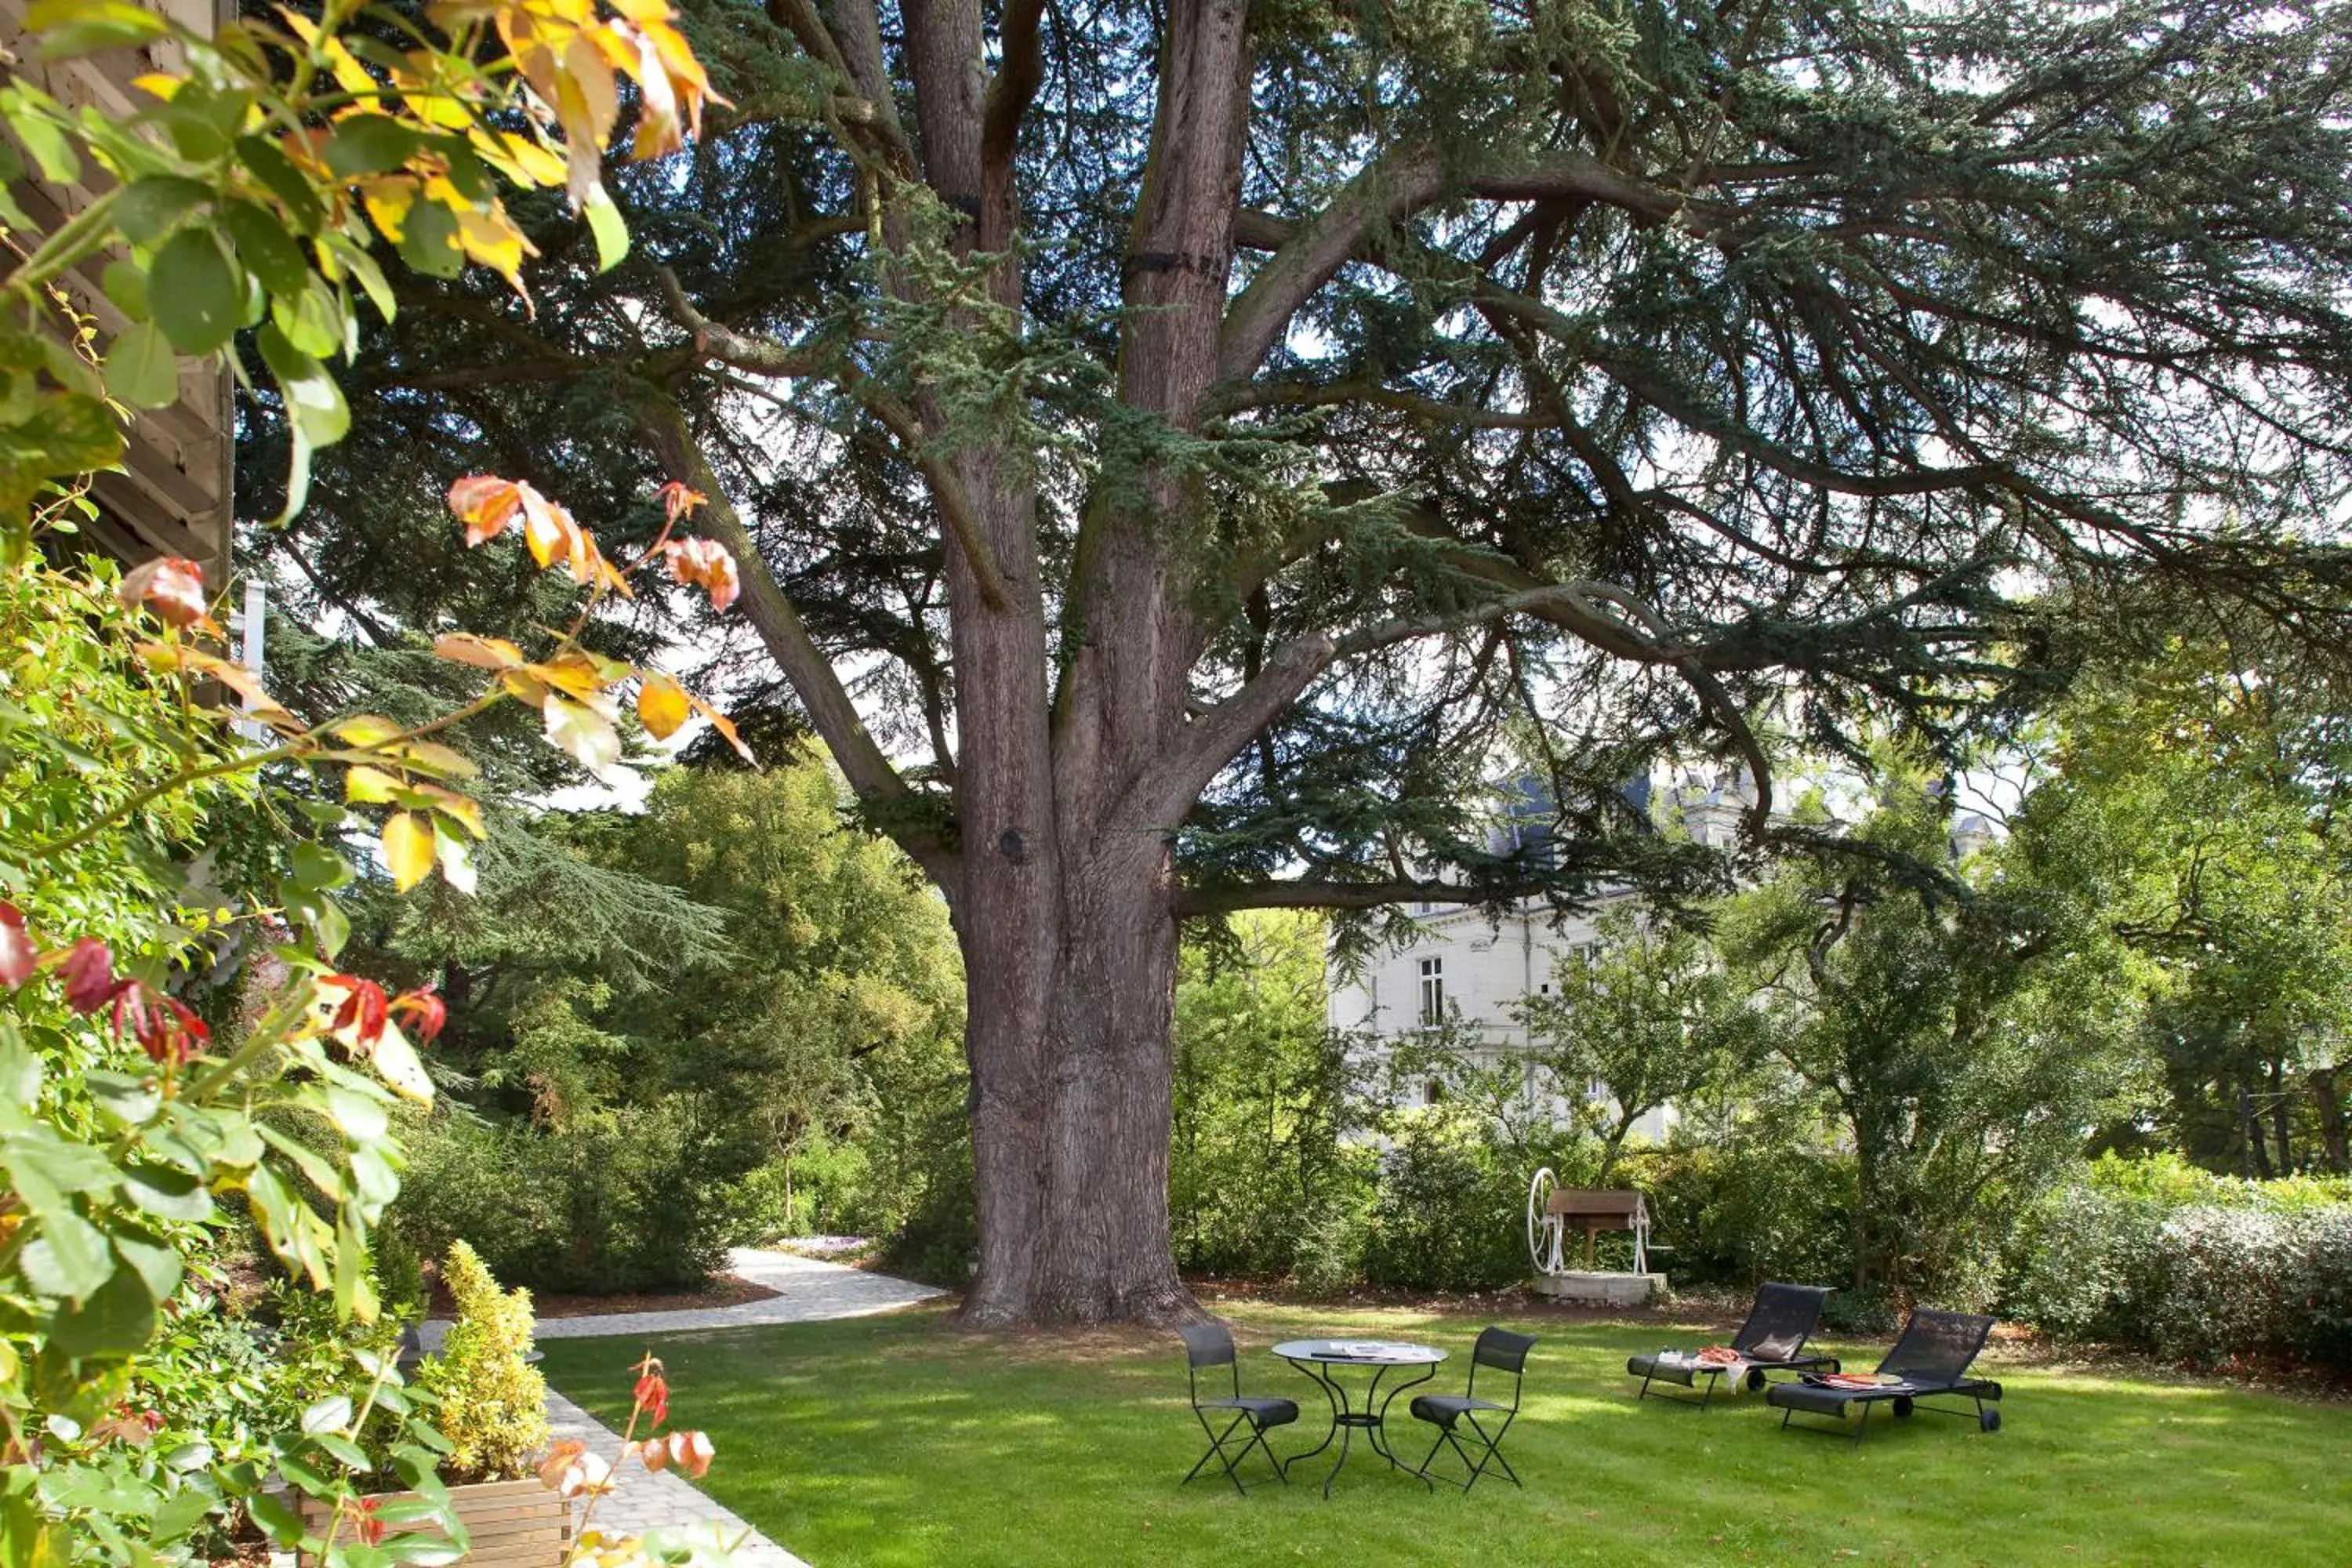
274,0,2352,1322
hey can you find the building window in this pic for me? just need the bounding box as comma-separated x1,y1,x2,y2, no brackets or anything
1568,940,1602,969
1417,956,1445,1026
1424,1078,1446,1105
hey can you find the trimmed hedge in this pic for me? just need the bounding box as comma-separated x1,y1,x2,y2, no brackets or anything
2004,1156,2352,1370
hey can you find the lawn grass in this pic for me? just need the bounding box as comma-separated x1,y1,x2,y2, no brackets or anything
538,1298,2352,1567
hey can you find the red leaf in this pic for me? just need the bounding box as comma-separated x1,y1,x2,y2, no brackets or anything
390,986,448,1044
60,938,115,1014
0,903,33,989
655,481,706,524
327,976,389,1047
117,557,211,629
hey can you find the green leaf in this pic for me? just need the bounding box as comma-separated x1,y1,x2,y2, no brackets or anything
234,135,326,234
110,1230,183,1305
85,1070,160,1127
0,1029,36,1111
2,98,82,183
323,1086,387,1142
115,176,211,248
100,259,151,321
27,0,169,59
300,1395,353,1436
149,230,243,355
292,843,354,892
223,198,310,297
322,114,419,179
2,1134,121,1206
148,1484,218,1543
44,1263,156,1360
245,1490,301,1545
397,200,463,280
330,238,397,325
244,1163,299,1254
103,320,179,409
310,1431,369,1470
124,1162,213,1222
257,323,350,521
583,183,630,273
17,1211,111,1301
270,276,346,361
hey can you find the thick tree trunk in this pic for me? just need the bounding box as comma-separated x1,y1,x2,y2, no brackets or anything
957,842,1199,1326
2311,1065,2349,1174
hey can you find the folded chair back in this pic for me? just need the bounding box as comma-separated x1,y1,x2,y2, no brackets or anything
1879,1309,1994,1385
1181,1323,1239,1399
1468,1326,1537,1406
1734,1283,1832,1363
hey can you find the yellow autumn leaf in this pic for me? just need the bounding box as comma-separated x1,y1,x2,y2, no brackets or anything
470,128,568,188
456,202,537,282
321,34,378,99
361,176,416,244
395,739,481,779
345,764,403,804
333,714,405,747
637,673,690,740
382,810,436,891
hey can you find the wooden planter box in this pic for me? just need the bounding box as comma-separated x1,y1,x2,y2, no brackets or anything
298,1478,575,1566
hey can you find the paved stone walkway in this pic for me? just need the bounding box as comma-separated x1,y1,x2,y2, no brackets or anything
425,1247,946,1565
546,1386,808,1566
532,1247,946,1341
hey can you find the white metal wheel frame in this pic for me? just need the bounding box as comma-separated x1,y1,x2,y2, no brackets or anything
1526,1167,1564,1276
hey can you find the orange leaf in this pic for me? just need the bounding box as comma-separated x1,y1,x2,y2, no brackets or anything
382,811,436,892
447,474,524,546
433,632,525,670
637,673,691,740
689,693,757,766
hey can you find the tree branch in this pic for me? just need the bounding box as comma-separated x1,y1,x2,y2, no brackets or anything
626,387,956,880
1176,875,1572,916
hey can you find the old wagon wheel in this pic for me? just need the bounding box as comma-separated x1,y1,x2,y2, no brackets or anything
1526,1167,1561,1276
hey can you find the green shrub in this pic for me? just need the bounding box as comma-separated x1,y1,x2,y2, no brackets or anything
418,1242,550,1481
2003,1158,2352,1370
393,1103,754,1294
1361,1112,1527,1292
1627,1141,1857,1295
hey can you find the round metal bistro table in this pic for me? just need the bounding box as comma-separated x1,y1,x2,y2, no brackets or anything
1272,1339,1447,1497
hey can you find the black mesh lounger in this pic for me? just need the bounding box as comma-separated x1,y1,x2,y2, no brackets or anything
1763,1308,2004,1447
1624,1282,1840,1409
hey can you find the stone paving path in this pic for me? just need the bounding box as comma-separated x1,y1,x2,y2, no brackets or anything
532,1247,946,1341
545,1386,808,1566
426,1247,946,1566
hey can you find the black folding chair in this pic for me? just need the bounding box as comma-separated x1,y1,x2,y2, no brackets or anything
1764,1308,2004,1447
1625,1282,1840,1408
1178,1323,1298,1494
1407,1326,1536,1491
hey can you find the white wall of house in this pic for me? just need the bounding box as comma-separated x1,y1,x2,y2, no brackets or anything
1330,893,1678,1142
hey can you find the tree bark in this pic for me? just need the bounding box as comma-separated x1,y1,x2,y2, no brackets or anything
957,839,1197,1325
